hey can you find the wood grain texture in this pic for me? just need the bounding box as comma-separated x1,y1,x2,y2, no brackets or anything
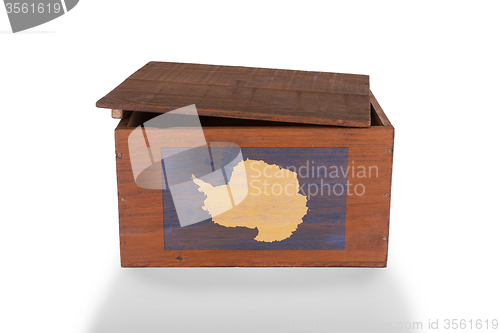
370,91,392,127
111,109,123,119
113,95,394,267
98,62,371,127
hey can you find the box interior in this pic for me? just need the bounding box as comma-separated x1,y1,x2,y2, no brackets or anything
123,103,385,129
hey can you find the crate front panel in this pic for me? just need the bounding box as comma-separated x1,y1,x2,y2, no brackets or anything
115,125,393,267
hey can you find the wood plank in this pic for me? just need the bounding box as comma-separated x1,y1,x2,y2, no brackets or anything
113,107,394,267
98,62,371,127
111,109,123,119
370,91,393,128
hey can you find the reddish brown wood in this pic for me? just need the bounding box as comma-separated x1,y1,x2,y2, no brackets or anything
370,91,392,127
113,97,394,267
98,62,371,127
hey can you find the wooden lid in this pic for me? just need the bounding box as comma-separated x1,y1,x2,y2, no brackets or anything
96,62,370,127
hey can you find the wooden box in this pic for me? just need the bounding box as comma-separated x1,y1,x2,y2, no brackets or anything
96,62,394,267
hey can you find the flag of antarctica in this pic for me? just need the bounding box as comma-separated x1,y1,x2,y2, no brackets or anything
162,147,349,250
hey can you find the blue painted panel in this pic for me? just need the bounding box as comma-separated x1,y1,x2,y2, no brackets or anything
163,147,348,250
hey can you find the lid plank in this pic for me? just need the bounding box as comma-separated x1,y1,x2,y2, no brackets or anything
97,62,370,127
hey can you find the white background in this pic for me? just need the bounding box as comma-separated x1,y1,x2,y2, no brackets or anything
1,1,499,332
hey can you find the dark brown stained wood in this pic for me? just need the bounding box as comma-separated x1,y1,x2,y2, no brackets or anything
113,99,394,267
98,62,371,127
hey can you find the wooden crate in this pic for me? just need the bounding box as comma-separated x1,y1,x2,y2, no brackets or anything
97,62,394,267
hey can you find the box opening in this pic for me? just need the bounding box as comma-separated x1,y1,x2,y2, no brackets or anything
124,103,385,129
